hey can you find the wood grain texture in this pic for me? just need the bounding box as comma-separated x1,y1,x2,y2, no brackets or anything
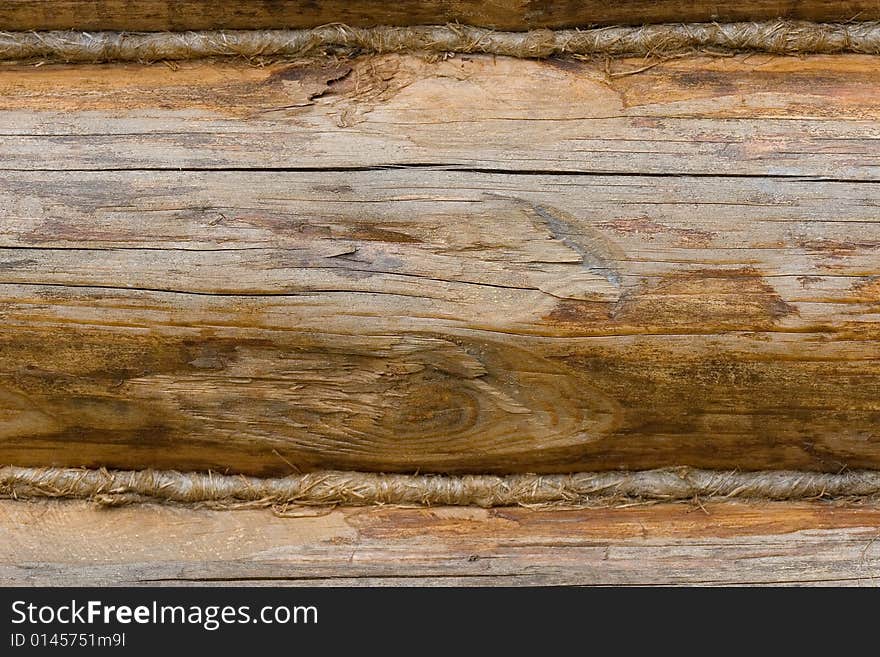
1,55,879,177
1,1,878,31
0,53,878,475
3,500,880,586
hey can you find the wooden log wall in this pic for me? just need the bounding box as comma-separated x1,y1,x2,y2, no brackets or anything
0,53,878,475
1,0,880,31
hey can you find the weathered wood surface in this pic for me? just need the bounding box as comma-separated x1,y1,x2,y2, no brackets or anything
0,53,878,474
3,500,880,586
2,169,879,473
2,55,879,177
1,1,878,31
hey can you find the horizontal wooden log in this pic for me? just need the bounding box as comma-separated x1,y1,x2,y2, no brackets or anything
0,53,878,475
1,1,879,31
1,167,879,473
1,55,879,178
3,500,880,585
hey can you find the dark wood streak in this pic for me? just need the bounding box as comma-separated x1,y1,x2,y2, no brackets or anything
1,0,879,31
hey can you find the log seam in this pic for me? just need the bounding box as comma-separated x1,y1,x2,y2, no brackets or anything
4,466,880,508
2,22,880,62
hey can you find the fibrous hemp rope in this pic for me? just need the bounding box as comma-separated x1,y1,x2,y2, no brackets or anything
3,466,880,508
0,21,879,62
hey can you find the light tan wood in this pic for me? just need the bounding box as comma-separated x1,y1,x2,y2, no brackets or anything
2,500,880,586
0,53,878,475
1,55,879,177
1,1,878,31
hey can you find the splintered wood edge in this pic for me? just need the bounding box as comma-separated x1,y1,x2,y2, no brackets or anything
1,0,879,31
3,499,880,586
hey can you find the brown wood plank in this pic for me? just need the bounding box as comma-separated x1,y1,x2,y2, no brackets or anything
0,53,878,475
0,55,879,178
0,167,878,474
1,1,878,31
2,500,880,586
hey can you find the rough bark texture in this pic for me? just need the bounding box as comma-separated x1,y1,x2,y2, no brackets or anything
6,24,880,63
3,500,880,586
1,1,879,31
0,53,878,475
